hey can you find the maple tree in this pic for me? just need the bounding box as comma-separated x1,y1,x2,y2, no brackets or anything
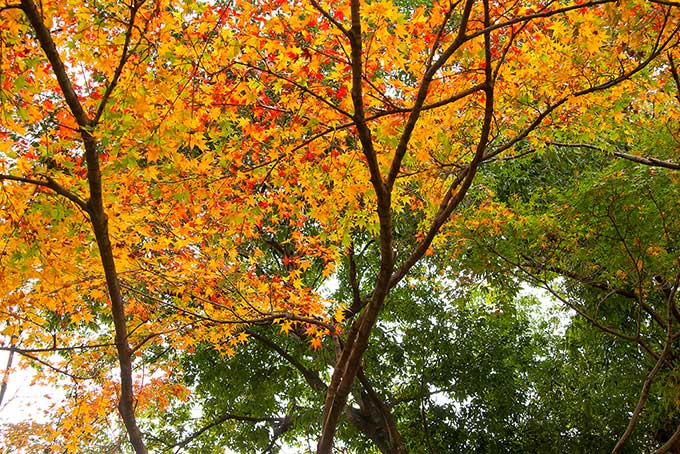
0,0,679,452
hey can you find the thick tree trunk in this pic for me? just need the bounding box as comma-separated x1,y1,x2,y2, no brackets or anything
347,377,407,454
253,330,406,453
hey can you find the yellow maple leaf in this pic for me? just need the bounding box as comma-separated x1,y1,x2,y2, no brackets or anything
280,320,293,335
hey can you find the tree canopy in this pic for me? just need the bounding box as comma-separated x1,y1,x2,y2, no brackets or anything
0,0,679,452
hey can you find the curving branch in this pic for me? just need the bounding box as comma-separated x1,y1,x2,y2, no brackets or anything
15,350,97,381
649,0,680,6
170,408,292,454
466,0,618,42
93,0,147,124
485,22,680,163
546,142,680,170
247,329,327,392
237,60,353,119
480,243,664,362
389,0,495,291
656,423,680,453
527,259,667,331
0,4,21,12
389,0,655,294
538,279,660,361
613,152,680,170
121,280,336,332
0,341,115,354
385,0,476,192
611,338,673,453
308,0,349,37
669,53,680,102
612,272,676,453
0,173,88,211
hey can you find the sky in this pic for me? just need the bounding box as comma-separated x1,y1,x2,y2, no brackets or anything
0,352,61,423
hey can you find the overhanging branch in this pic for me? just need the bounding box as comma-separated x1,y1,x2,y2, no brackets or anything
0,174,88,211
547,142,680,170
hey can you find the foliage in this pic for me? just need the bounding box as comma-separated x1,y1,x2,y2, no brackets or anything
459,148,680,451
168,271,665,453
0,0,679,452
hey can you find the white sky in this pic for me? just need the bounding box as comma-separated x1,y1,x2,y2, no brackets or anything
0,353,61,424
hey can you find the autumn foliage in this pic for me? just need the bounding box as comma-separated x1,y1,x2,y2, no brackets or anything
1,0,679,452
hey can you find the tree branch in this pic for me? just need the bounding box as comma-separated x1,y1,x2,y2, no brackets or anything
485,34,676,162
20,0,92,128
538,280,660,361
481,244,663,362
526,258,667,331
668,52,680,102
238,61,353,119
612,279,675,453
547,142,680,170
385,0,475,191
389,0,495,290
649,0,680,7
0,174,88,211
656,423,680,453
0,3,21,12
466,0,618,43
171,409,290,453
308,0,349,37
93,0,145,124
0,338,15,408
0,341,115,354
16,350,97,381
247,330,327,392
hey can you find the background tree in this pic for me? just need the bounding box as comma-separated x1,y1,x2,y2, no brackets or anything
459,104,680,450
141,258,666,453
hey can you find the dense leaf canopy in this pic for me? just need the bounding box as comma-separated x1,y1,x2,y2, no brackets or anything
0,0,679,452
